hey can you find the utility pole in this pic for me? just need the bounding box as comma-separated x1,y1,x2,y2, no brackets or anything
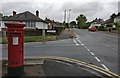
64,10,66,23
68,9,71,23
64,10,66,29
68,9,71,30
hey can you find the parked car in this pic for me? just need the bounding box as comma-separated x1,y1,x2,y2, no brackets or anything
88,26,97,31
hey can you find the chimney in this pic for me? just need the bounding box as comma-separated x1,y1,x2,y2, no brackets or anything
13,11,16,16
36,10,39,17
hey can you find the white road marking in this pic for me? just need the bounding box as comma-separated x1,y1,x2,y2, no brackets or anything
76,34,80,38
73,39,79,46
90,52,95,56
74,32,110,72
84,46,87,48
101,64,109,71
95,57,100,62
76,38,82,44
81,43,84,46
76,44,79,46
87,48,90,52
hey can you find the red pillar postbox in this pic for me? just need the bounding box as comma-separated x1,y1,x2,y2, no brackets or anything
5,22,25,76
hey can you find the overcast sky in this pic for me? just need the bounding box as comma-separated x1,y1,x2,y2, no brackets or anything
0,0,120,22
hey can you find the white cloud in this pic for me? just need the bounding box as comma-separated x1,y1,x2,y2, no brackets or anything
1,0,119,22
1,0,119,2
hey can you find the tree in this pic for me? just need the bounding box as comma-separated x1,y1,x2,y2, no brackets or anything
109,13,117,23
76,14,87,29
65,23,69,28
70,21,76,25
70,21,76,28
110,13,117,19
113,22,120,28
86,22,92,28
117,12,120,16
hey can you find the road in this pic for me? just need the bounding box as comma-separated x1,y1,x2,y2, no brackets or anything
2,28,118,75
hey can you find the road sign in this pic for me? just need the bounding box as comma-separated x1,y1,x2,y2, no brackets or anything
47,30,56,33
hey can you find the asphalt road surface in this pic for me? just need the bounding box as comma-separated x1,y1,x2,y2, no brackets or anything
2,28,118,75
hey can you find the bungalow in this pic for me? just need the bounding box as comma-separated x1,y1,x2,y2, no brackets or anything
91,18,104,29
0,13,2,31
114,16,120,23
1,10,48,30
44,18,64,29
44,18,55,29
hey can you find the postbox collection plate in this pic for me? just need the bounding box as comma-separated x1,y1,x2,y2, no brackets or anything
12,37,19,45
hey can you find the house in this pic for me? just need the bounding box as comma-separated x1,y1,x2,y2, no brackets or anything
45,18,64,29
54,21,64,27
90,18,104,29
114,16,120,23
44,18,64,34
1,10,48,31
0,13,3,31
44,18,55,29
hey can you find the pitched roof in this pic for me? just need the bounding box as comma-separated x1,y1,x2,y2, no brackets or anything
0,13,3,20
44,18,54,23
92,18,104,24
114,16,120,19
2,11,46,23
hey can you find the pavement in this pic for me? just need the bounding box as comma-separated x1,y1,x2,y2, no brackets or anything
1,28,119,77
1,56,119,78
56,29,75,40
100,30,118,36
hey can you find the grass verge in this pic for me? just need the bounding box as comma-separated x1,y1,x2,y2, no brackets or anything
0,35,56,44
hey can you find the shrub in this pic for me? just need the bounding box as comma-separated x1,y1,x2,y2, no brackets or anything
98,26,108,31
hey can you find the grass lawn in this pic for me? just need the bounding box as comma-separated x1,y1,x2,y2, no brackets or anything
0,35,56,44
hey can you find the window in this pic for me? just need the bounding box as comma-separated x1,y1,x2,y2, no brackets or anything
25,22,36,28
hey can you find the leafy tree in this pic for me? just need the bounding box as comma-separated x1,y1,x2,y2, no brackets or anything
70,21,76,25
117,12,120,16
76,14,87,29
65,23,69,28
109,13,117,22
110,13,117,19
86,22,92,28
113,22,120,28
70,21,76,28
63,21,65,24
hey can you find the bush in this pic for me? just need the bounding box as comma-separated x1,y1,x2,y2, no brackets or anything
113,22,120,28
98,26,108,31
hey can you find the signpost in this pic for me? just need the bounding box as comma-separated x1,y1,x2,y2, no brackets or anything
37,23,48,42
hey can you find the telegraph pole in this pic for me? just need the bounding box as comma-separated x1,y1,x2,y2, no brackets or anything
68,9,71,30
68,9,71,23
64,10,66,23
